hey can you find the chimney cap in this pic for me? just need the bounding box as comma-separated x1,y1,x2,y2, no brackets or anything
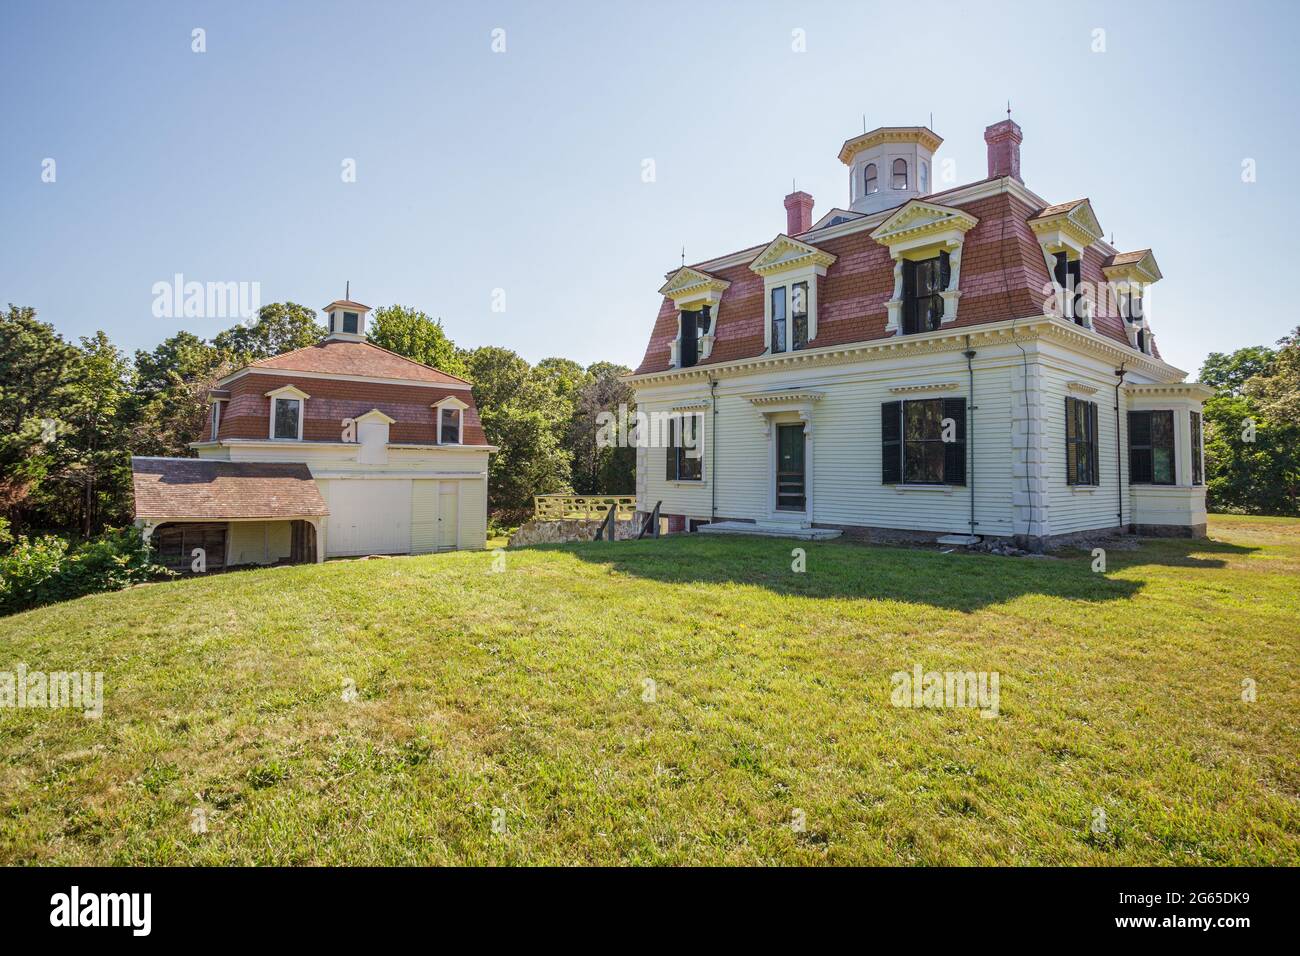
984,118,1023,143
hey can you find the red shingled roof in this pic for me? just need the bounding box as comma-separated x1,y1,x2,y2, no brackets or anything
635,185,1152,376
246,340,469,385
132,458,329,520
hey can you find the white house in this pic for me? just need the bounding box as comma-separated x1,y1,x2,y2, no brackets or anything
626,119,1210,548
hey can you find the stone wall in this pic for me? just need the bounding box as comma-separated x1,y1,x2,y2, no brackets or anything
508,518,640,547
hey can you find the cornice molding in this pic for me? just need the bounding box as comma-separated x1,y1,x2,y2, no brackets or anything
889,381,960,394
627,316,1183,388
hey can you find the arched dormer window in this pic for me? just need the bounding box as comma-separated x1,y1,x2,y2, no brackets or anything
864,163,878,194
892,158,908,189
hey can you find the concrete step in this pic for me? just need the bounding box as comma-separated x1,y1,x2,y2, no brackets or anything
697,521,842,541
936,534,981,546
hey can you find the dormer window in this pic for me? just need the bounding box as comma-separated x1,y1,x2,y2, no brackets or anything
870,199,979,335
433,395,469,445
892,158,908,189
440,407,461,444
265,385,309,441
864,163,878,194
749,236,836,356
657,267,731,369
273,397,302,440
902,251,950,334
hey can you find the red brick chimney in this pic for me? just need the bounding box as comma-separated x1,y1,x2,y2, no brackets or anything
984,119,1023,182
784,190,814,235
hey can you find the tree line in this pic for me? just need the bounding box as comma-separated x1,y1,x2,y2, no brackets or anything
0,301,635,546
1198,326,1300,516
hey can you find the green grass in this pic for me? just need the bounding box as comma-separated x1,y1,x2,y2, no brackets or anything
0,515,1296,865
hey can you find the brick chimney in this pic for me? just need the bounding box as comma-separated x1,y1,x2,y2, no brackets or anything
784,190,814,235
984,119,1023,182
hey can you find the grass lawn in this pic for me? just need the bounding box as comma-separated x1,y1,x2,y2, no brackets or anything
0,515,1296,865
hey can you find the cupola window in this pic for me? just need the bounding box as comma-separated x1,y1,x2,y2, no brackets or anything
864,163,878,194
892,158,908,189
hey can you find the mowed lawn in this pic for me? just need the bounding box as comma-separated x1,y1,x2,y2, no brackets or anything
0,515,1296,865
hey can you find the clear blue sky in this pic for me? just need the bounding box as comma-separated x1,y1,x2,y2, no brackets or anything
3,0,1297,376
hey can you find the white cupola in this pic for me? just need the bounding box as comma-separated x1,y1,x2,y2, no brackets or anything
840,126,943,215
322,293,371,342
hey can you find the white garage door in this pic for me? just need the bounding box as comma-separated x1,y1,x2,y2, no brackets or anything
324,479,412,557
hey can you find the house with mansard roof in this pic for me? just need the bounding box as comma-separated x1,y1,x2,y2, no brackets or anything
131,297,493,570
628,118,1210,548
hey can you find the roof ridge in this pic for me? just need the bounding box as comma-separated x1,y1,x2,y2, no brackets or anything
356,339,472,385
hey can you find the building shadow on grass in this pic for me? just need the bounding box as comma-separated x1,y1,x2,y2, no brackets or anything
550,533,1256,613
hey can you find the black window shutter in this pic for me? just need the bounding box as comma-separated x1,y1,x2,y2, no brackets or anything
679,310,698,368
942,397,966,485
666,417,676,481
1065,398,1078,485
939,249,952,290
1053,252,1068,287
1088,401,1099,484
881,402,902,483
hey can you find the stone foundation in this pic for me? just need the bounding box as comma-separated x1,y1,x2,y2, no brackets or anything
1131,522,1206,538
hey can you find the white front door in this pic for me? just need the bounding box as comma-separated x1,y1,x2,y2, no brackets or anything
437,480,459,551
325,479,413,556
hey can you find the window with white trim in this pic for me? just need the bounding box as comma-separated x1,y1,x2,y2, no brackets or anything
864,163,878,194
439,407,462,444
272,397,302,440
666,413,703,481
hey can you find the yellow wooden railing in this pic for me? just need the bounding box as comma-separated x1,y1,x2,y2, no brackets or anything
533,495,637,522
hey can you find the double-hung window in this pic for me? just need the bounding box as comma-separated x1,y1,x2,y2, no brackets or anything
902,251,950,335
771,283,810,354
1065,397,1099,486
881,398,966,485
1128,410,1175,484
272,397,301,440
665,414,703,482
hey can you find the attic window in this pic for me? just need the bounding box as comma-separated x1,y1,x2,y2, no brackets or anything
865,163,878,194
439,407,462,444
342,311,359,334
892,159,908,189
273,397,302,441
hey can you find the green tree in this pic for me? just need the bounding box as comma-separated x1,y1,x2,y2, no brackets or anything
130,332,235,457
367,305,468,378
1199,346,1275,396
212,302,323,360
1244,326,1300,423
568,362,635,495
465,347,572,515
0,305,79,527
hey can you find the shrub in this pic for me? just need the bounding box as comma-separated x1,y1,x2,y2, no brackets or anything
0,528,174,616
